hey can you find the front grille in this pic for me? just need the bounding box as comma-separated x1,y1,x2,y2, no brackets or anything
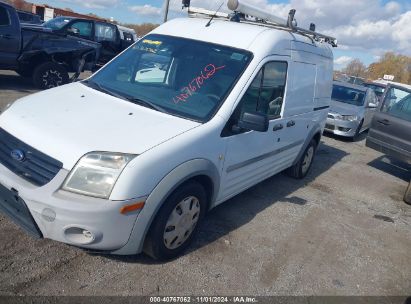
325,123,335,130
0,128,62,186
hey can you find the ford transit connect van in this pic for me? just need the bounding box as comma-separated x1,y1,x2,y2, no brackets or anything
0,1,336,260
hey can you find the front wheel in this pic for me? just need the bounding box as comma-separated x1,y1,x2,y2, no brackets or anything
144,181,207,260
32,62,69,89
286,139,317,179
351,119,364,141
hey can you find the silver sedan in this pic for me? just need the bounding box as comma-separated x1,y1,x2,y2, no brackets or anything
324,81,379,139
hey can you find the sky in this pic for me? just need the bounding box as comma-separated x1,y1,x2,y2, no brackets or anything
29,0,411,70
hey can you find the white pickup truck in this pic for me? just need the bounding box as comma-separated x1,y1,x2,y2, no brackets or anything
0,0,336,260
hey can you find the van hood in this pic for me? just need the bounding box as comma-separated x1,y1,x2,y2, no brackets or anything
330,99,363,116
0,83,200,169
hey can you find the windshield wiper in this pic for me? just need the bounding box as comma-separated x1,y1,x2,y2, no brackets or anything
82,80,167,114
82,80,123,98
125,97,167,113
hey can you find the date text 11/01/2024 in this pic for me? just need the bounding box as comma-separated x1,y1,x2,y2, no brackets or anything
172,64,226,104
149,296,258,303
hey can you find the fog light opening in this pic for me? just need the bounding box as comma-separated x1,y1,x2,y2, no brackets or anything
64,226,98,245
338,127,351,132
83,230,93,239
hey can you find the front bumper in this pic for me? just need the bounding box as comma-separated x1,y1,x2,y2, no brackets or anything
324,117,360,137
0,163,145,252
0,182,42,238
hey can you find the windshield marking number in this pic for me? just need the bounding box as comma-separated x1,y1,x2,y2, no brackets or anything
172,64,225,104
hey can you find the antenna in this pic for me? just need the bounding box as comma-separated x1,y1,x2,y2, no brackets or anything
206,2,225,27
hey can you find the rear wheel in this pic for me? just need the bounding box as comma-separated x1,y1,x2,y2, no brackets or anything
286,139,317,179
144,181,207,260
32,62,69,89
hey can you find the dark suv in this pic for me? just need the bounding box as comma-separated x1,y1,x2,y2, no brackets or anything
366,83,411,204
43,17,136,65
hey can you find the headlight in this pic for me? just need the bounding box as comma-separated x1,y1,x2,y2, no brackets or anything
62,152,136,198
339,115,358,121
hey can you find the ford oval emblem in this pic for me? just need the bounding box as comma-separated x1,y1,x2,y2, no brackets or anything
10,149,25,162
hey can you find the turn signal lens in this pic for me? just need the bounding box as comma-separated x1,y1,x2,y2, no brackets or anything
120,202,145,214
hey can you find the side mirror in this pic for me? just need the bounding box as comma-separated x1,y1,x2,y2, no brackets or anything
67,27,80,35
236,112,269,132
367,102,377,108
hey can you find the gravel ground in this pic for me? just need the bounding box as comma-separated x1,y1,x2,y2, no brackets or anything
0,70,410,296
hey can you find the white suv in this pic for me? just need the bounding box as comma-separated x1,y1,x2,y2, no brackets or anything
0,3,335,260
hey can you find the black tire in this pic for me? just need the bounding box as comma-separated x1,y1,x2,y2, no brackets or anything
286,139,317,179
16,68,33,78
32,62,69,89
144,181,207,260
351,120,364,141
404,181,411,205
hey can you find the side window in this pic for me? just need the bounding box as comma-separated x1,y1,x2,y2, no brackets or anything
382,87,411,122
95,23,116,42
0,7,10,26
70,21,92,39
238,61,287,118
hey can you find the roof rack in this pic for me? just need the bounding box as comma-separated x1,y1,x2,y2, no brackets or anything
181,0,337,47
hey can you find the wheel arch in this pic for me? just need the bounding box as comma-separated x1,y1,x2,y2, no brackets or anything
18,51,50,71
111,158,220,255
312,131,322,147
292,124,322,166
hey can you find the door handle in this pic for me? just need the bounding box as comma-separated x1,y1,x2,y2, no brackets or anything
272,124,283,131
286,120,295,127
377,119,390,126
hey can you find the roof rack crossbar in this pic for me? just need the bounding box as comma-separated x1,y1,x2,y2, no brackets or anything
184,0,337,47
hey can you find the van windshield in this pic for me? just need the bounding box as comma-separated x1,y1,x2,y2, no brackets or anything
87,34,252,122
331,85,366,106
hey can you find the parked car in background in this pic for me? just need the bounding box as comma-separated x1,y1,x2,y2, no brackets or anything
363,81,387,104
43,17,137,65
334,73,365,86
325,81,378,140
366,82,411,204
17,10,42,25
116,24,138,48
0,1,100,89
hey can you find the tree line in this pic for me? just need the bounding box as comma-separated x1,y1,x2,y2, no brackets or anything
338,52,411,84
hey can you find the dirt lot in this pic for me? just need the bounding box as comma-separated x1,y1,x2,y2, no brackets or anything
0,70,410,296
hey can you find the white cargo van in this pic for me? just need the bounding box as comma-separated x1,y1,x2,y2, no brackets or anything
0,0,336,260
